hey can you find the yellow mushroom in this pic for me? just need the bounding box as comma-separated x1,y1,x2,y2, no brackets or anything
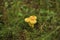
24,15,37,28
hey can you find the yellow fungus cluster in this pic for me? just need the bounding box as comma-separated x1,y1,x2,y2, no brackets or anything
25,15,37,28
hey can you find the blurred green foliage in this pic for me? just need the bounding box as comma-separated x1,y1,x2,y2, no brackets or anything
0,0,60,40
